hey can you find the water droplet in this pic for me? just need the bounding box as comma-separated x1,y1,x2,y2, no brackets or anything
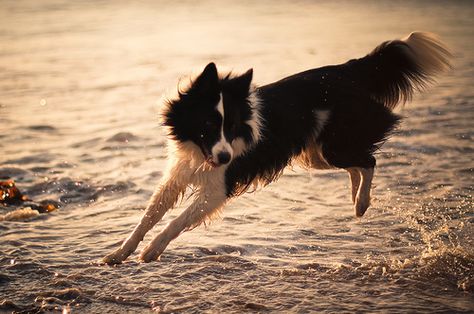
40,99,47,106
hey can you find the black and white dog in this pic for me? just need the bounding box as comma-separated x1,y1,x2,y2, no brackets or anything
104,32,451,264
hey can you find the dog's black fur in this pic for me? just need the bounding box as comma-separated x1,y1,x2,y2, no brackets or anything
225,63,400,196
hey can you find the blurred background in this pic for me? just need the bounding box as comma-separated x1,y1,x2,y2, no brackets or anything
0,1,473,313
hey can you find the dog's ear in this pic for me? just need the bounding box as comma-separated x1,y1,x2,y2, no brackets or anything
193,62,219,95
237,68,253,91
227,68,253,96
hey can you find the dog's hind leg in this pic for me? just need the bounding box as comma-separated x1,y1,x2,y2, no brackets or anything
140,186,228,262
354,167,374,217
346,168,361,203
103,175,186,265
319,142,376,217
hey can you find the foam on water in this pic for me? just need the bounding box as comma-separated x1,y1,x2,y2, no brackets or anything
0,208,40,221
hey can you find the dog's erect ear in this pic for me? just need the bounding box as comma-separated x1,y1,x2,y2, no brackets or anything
237,68,253,91
227,68,253,96
193,62,219,95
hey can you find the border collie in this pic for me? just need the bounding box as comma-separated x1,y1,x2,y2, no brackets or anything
104,32,451,264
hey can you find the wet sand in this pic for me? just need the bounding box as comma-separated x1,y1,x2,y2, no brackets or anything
1,0,473,312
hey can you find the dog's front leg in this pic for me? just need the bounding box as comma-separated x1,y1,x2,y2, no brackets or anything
139,186,228,262
103,175,186,265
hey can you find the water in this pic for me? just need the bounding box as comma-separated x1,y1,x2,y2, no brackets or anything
1,0,473,312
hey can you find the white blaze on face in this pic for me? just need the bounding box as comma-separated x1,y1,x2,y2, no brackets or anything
211,94,233,165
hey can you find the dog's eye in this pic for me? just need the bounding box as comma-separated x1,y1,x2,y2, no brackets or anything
225,121,238,134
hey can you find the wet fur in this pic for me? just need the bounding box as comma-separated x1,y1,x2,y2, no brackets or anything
103,32,451,264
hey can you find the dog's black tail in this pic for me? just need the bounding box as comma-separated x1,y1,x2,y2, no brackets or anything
352,32,452,109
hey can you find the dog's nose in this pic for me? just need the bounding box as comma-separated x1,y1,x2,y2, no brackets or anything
217,152,231,165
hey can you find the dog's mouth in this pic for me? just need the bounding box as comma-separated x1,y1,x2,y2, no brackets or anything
199,147,219,168
205,156,220,168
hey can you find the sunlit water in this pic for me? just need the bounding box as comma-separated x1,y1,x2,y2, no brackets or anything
1,0,473,312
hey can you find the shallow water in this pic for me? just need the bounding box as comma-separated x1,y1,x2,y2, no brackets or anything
1,0,473,312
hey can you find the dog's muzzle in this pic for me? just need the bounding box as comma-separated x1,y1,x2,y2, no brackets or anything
217,152,231,165
206,151,232,167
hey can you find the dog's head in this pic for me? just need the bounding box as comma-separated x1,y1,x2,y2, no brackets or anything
162,62,261,168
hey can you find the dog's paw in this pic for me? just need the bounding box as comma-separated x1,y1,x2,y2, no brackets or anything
139,242,166,263
102,249,128,265
354,197,370,217
139,245,164,263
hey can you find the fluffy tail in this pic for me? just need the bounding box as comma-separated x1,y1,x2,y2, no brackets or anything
356,32,452,109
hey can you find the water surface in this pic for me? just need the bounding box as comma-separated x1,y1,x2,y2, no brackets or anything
1,0,473,312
